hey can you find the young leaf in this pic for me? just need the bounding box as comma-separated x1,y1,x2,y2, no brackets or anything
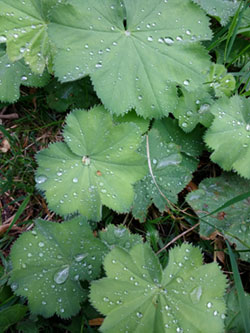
0,304,27,332
132,129,198,221
204,96,250,179
90,243,227,333
99,224,143,250
172,88,213,132
113,110,150,135
35,106,147,221
207,64,236,97
0,47,49,103
9,217,108,318
191,0,238,26
186,173,250,262
0,0,59,73
49,0,212,118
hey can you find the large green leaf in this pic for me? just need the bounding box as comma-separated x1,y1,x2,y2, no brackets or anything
49,0,212,118
35,106,147,221
0,47,49,103
207,64,236,98
204,96,250,179
186,174,250,262
90,243,227,333
9,217,107,318
0,0,58,73
132,129,198,221
191,0,238,26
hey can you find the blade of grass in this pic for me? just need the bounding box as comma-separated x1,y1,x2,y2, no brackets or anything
5,195,31,235
226,240,250,333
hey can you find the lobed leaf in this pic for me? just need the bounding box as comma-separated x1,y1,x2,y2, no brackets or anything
35,106,147,221
132,129,198,221
49,0,212,118
90,242,227,333
0,0,59,73
204,96,250,179
186,173,250,262
0,46,49,103
9,217,107,318
191,0,238,26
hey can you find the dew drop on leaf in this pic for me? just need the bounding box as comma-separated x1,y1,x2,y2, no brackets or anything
190,286,202,304
74,253,88,262
54,265,70,284
35,175,47,184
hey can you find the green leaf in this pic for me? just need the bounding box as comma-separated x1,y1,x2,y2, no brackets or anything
186,173,250,262
204,96,250,179
45,77,99,113
191,0,238,26
132,129,198,221
153,117,204,157
99,224,143,250
0,48,49,103
35,106,147,221
90,243,227,333
9,217,107,318
225,287,250,333
0,304,27,332
113,110,150,135
207,64,236,97
0,0,59,73
172,87,213,132
49,0,212,118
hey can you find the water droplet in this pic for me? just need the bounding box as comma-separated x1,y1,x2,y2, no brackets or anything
164,37,174,46
103,297,109,302
73,178,78,183
213,310,218,316
74,253,88,262
246,124,250,132
54,265,70,284
38,242,45,248
82,155,91,165
207,302,212,308
136,312,143,318
35,175,47,184
147,36,153,42
125,30,131,37
0,36,7,43
190,286,202,304
183,80,190,86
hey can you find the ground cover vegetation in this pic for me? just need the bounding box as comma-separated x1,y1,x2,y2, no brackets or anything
0,0,250,332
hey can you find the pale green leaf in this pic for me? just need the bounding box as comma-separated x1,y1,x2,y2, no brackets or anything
204,96,250,179
172,88,213,132
192,0,238,26
207,64,236,97
35,106,147,221
99,224,143,251
0,47,49,103
186,173,250,262
9,217,107,318
0,0,59,73
49,0,212,118
90,243,227,333
132,129,197,221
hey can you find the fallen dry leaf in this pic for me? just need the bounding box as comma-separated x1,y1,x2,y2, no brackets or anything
0,138,10,153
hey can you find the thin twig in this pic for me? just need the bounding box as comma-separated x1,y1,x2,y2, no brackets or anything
156,222,200,255
0,113,19,119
